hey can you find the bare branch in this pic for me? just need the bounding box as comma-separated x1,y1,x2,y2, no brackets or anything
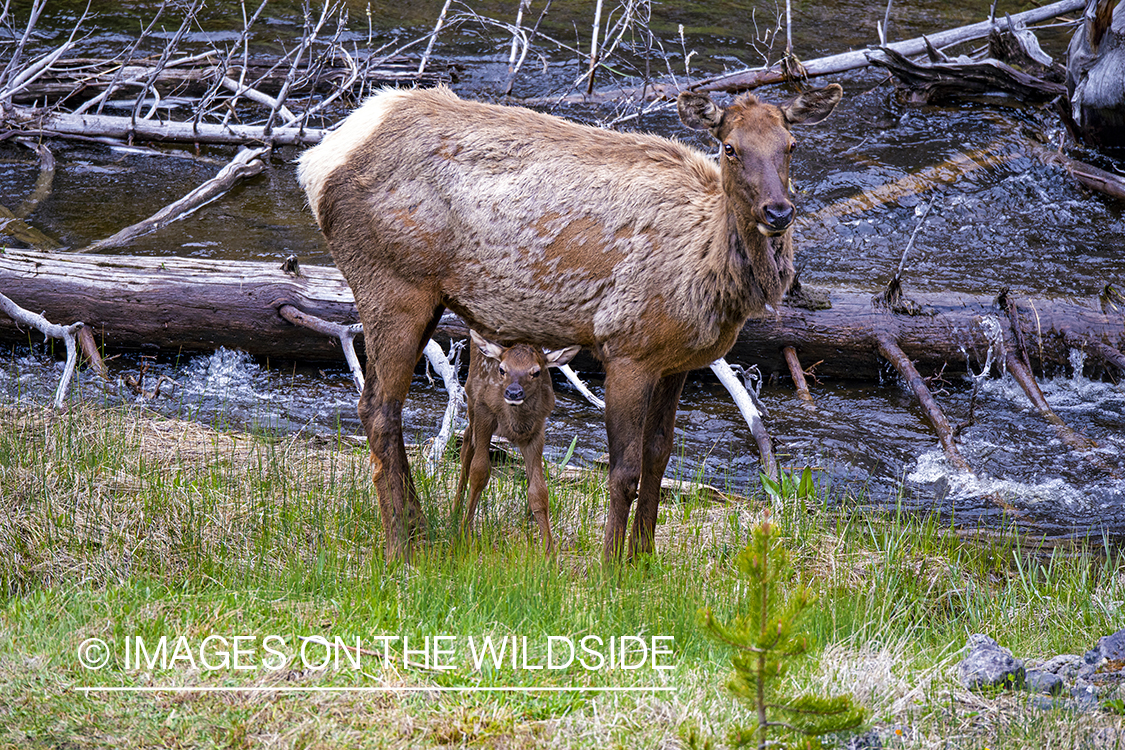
422,338,466,475
130,0,202,126
418,0,454,75
0,0,47,96
278,304,364,393
0,290,83,408
711,357,780,485
264,0,338,136
558,363,604,409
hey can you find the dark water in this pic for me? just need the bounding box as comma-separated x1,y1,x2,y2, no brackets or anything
2,1,1123,540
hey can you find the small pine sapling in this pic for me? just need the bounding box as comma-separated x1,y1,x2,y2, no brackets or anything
699,519,865,749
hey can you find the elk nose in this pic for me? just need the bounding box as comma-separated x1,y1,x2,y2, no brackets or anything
763,203,794,231
504,383,525,404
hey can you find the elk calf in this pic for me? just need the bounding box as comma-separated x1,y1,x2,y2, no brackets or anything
454,330,579,554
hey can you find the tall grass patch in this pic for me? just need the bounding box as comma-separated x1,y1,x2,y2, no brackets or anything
1,404,1122,748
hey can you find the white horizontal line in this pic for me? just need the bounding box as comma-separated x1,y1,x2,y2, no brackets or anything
77,685,674,694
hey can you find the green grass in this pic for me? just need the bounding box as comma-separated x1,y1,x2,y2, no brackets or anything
0,404,1123,748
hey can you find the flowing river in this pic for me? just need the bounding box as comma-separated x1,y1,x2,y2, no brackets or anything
1,0,1123,542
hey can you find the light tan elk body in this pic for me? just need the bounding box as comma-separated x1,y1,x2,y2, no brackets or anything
454,330,579,554
297,83,842,562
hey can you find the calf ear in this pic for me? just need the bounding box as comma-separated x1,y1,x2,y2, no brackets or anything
470,329,506,361
780,83,843,125
677,91,725,131
544,345,580,368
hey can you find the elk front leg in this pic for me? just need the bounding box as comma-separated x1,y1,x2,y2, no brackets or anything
518,436,554,555
630,371,687,559
602,360,658,563
356,294,443,562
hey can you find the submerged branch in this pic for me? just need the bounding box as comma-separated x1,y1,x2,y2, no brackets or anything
876,331,973,473
80,146,268,253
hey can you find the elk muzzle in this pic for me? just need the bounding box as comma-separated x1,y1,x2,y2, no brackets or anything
504,383,526,405
759,201,795,236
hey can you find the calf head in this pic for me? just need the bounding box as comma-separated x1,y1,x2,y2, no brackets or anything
678,84,843,236
470,330,579,408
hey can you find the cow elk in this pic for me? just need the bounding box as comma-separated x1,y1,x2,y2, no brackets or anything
297,83,842,562
453,330,579,554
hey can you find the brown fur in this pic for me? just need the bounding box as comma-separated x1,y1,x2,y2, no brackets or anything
297,83,842,562
453,332,579,555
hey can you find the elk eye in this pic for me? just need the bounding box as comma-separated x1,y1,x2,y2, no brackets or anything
530,369,541,379
787,140,797,154
723,143,736,158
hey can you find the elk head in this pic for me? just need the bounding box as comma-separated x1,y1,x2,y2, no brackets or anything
678,84,843,236
469,330,579,408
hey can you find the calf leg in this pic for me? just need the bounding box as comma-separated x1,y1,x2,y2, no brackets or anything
452,405,476,524
518,435,554,555
458,411,498,538
630,371,688,559
602,360,658,563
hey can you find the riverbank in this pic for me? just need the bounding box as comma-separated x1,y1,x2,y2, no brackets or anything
1,404,1122,748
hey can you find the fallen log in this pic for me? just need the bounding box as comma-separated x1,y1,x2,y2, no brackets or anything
737,280,1125,381
535,0,1086,104
865,45,1067,104
4,107,324,146
1,249,1122,385
1066,0,1125,153
4,54,458,106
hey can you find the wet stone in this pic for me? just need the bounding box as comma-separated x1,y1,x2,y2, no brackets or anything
959,634,1026,691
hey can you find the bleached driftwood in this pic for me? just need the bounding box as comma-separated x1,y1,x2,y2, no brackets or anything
710,358,780,483
422,339,466,475
0,290,83,408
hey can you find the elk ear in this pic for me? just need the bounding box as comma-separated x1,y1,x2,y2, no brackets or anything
544,345,580,368
470,330,506,361
780,83,843,125
677,91,725,131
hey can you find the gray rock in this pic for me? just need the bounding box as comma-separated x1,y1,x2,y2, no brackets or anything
959,634,1026,691
1078,628,1125,686
1028,693,1060,711
1071,684,1103,712
1025,669,1065,695
841,730,883,749
1033,653,1083,679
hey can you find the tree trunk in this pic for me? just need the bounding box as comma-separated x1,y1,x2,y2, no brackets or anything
1,249,1122,382
1066,0,1125,153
